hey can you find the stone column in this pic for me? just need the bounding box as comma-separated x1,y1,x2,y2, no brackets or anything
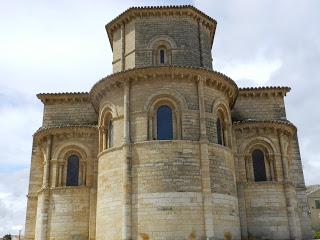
50,160,58,187
278,131,302,240
58,164,63,187
122,81,132,240
244,155,253,182
98,127,104,152
35,135,52,240
102,128,107,151
42,136,52,188
268,157,275,181
197,76,215,239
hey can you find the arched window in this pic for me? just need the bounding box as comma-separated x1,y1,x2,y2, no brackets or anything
66,155,80,186
108,120,113,148
157,105,173,140
159,49,165,64
151,40,172,66
216,117,223,145
252,149,267,182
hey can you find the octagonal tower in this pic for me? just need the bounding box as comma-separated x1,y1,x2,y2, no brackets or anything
93,5,240,240
107,6,216,72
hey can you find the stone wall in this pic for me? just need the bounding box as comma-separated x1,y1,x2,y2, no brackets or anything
96,148,124,240
131,141,204,239
111,15,213,72
42,102,97,127
244,183,290,239
232,94,287,121
47,187,90,240
209,145,241,239
307,189,320,231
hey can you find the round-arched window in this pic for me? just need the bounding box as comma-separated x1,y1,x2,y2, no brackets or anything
159,49,165,64
66,155,80,186
108,120,113,148
157,105,173,140
252,149,267,182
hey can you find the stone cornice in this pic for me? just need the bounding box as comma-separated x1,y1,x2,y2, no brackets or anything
238,87,290,98
37,92,90,104
34,124,98,142
106,5,217,50
232,120,296,136
90,66,238,111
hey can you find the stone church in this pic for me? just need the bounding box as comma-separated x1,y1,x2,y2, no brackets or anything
24,5,312,240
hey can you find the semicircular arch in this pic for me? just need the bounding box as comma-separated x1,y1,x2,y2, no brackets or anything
53,141,91,160
144,88,188,112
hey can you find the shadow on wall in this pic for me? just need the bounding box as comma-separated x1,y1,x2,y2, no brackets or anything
140,233,149,240
139,230,198,240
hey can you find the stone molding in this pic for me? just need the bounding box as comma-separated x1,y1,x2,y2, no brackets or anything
90,66,238,111
238,86,291,98
34,124,98,143
37,92,90,104
233,120,296,136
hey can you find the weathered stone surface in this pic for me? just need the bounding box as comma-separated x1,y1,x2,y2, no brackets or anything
24,5,311,240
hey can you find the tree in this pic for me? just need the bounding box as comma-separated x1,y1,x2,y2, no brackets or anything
3,234,12,240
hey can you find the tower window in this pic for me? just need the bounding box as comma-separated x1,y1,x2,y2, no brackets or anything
157,105,173,140
66,155,80,186
108,120,113,148
315,200,320,209
216,117,223,145
252,149,267,182
160,49,165,64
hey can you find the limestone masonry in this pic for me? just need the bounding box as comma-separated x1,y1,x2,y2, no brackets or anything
24,5,312,240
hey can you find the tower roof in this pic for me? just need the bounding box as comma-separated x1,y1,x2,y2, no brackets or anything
105,5,217,50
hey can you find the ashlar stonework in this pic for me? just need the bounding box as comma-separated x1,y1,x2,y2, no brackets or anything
24,5,312,240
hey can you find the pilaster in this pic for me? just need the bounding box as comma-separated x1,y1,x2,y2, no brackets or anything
122,81,132,240
197,76,215,239
121,23,126,71
35,135,52,240
278,130,302,240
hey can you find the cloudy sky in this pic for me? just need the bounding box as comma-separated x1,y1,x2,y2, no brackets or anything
0,0,319,236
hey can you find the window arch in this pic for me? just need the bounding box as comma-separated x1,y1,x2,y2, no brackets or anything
151,40,172,66
252,149,267,182
98,103,118,152
66,154,80,186
145,89,187,141
53,145,88,188
242,139,277,182
100,112,114,151
215,108,229,147
157,105,173,140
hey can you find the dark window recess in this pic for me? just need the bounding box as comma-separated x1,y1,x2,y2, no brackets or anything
108,120,113,148
216,117,223,145
252,149,267,182
316,200,320,209
160,49,165,64
66,155,80,186
157,105,173,140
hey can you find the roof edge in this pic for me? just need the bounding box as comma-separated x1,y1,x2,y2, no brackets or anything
37,92,90,104
238,86,291,97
